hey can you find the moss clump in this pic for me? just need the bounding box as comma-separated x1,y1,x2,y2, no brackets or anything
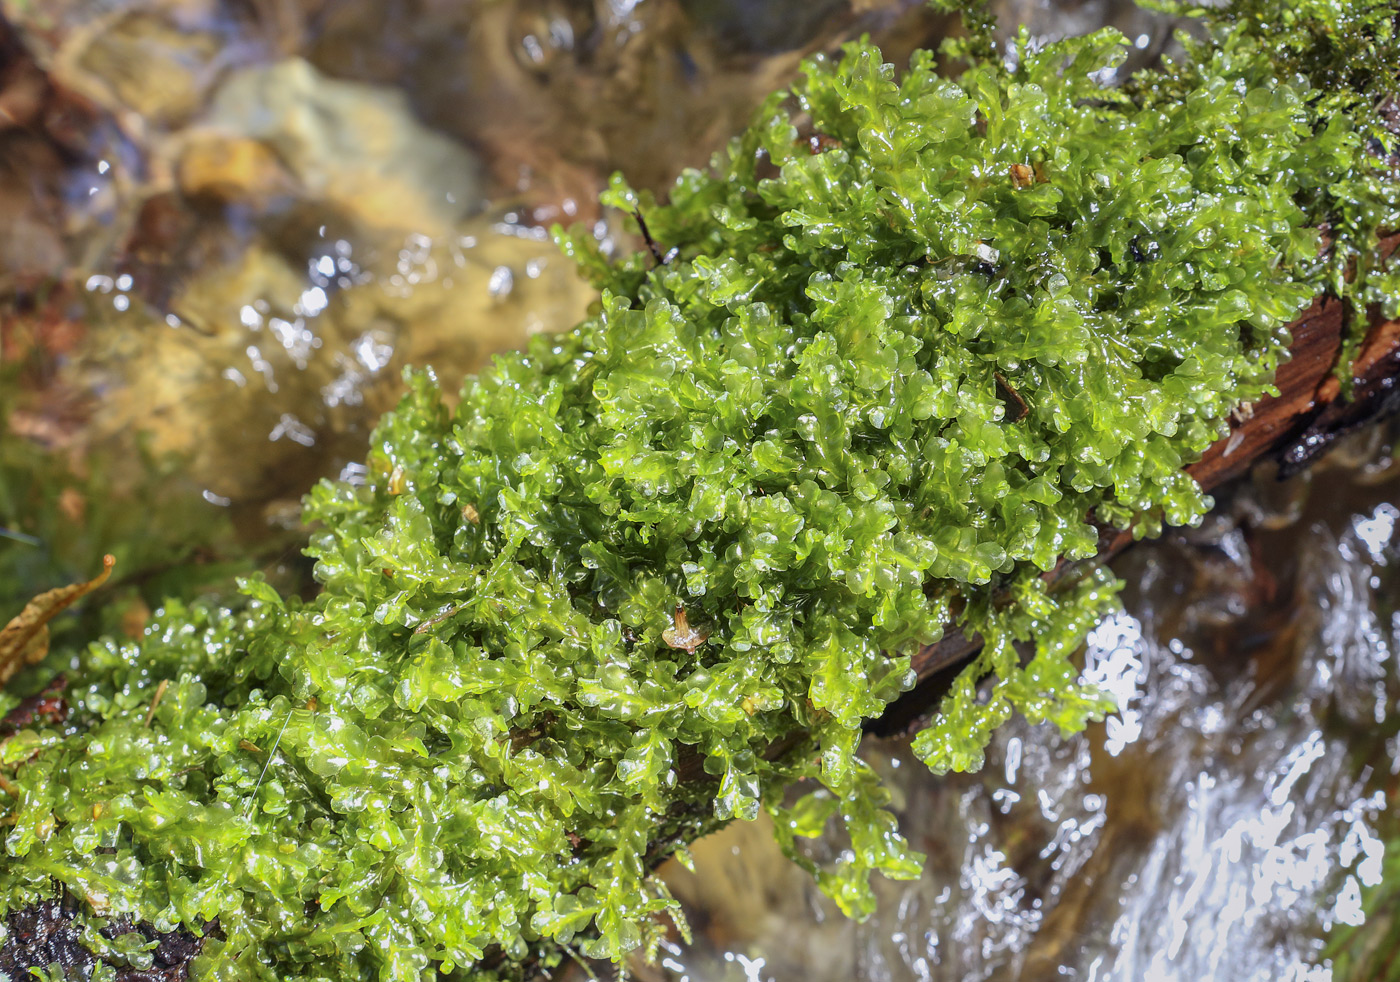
1131,0,1400,378
1,3,1396,979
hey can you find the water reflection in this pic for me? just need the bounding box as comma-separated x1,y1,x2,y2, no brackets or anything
0,0,960,548
649,453,1398,982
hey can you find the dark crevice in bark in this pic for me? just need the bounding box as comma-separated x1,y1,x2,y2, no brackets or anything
0,896,215,982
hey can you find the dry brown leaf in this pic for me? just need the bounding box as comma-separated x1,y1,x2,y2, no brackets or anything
0,554,115,687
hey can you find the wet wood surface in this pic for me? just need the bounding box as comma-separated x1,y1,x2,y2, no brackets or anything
900,246,1400,712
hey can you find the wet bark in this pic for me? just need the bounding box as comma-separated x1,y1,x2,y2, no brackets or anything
878,246,1400,733
0,897,213,982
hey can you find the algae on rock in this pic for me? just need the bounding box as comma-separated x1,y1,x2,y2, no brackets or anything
0,2,1397,979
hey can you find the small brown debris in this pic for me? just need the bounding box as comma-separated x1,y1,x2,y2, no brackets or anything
388,465,407,495
413,604,466,635
143,679,169,728
0,675,68,734
808,132,842,154
0,555,115,688
462,503,480,524
632,209,674,266
661,606,709,654
994,372,1029,423
1010,163,1034,189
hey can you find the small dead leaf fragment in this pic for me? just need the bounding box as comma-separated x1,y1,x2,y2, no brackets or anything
0,555,115,688
462,503,480,524
388,465,407,495
994,372,1029,423
413,603,466,635
144,679,169,728
661,606,709,654
240,739,263,754
1010,163,1034,189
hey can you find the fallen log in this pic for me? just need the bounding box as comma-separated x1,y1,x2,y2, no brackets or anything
863,282,1400,736
903,242,1400,688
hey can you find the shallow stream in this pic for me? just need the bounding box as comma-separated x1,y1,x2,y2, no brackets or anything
647,449,1400,982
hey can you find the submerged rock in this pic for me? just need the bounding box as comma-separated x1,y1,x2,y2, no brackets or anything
81,217,593,510
197,58,482,235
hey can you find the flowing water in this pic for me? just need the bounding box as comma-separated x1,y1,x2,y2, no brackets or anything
0,1,1394,979
644,447,1400,982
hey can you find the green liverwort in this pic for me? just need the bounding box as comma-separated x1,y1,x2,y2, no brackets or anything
0,4,1396,980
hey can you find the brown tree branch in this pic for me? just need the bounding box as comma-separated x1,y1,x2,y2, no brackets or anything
901,240,1400,702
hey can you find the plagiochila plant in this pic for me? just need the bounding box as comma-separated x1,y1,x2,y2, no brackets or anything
0,1,1396,979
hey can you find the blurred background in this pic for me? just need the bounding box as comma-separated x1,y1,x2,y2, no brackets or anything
0,0,1175,613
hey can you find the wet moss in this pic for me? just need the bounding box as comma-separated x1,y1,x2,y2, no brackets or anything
0,2,1396,979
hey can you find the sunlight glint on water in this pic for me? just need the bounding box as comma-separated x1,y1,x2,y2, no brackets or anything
652,477,1397,982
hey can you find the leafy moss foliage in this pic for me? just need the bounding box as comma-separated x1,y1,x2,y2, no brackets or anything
1134,0,1400,378
0,5,1396,980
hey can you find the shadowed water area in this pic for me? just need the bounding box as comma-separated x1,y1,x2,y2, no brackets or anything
0,0,1393,979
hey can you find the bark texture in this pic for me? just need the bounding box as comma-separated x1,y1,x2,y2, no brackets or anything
896,259,1400,716
0,898,212,982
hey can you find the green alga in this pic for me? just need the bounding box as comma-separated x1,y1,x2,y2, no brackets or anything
0,2,1397,979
